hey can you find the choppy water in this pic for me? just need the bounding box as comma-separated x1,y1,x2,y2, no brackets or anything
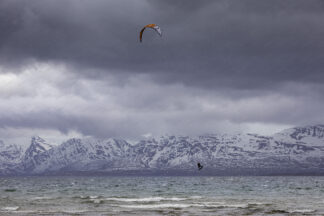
0,176,324,215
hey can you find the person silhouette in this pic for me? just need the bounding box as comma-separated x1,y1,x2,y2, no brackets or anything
197,162,203,171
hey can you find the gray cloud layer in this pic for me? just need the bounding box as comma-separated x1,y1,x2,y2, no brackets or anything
1,0,324,88
0,0,324,144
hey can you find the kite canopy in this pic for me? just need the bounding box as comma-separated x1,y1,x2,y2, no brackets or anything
139,24,162,42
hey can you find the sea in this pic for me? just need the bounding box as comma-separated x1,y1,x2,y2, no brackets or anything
0,176,324,215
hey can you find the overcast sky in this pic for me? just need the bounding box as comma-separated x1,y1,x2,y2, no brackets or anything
1,0,324,145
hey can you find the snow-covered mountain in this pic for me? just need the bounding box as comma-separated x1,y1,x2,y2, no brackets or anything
35,138,134,173
1,125,324,176
21,136,54,172
0,140,24,175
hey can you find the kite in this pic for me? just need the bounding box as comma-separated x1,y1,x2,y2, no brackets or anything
139,24,162,42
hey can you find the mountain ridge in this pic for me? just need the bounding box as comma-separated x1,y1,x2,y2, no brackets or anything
1,125,324,176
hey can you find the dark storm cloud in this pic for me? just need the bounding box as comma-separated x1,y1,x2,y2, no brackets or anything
1,0,324,89
1,0,324,143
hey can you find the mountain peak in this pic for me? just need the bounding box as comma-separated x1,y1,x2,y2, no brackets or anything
30,136,53,153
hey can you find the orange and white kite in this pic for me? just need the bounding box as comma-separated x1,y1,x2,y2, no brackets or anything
139,24,162,42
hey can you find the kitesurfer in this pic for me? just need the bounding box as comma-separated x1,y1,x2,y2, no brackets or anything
197,163,203,171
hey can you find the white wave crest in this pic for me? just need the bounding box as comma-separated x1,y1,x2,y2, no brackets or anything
32,196,53,200
118,203,248,209
288,209,316,213
79,195,100,199
106,197,187,202
120,203,193,209
92,199,103,204
2,206,19,211
202,203,248,208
